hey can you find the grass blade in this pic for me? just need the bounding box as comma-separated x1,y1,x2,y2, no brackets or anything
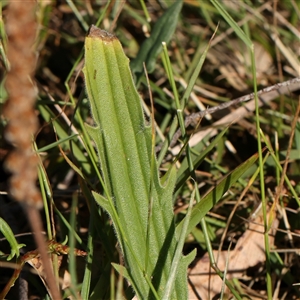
176,151,260,237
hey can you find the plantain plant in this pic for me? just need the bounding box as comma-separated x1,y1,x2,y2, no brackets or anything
82,24,259,299
1,1,297,299
83,25,195,300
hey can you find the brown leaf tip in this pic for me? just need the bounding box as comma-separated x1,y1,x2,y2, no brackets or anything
88,25,116,41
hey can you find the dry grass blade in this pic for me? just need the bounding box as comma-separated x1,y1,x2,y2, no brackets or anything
273,101,300,211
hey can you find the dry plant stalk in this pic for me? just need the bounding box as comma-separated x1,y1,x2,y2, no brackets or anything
3,1,61,299
3,0,41,207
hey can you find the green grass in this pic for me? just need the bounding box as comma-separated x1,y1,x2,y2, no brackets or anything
0,1,300,299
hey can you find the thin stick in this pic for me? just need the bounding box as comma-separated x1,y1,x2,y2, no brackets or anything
169,77,300,148
185,77,300,126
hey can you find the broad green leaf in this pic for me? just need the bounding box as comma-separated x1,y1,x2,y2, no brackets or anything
83,25,195,300
0,217,25,260
176,152,259,237
130,1,183,84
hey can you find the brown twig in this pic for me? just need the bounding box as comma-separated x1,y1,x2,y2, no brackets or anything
170,77,300,149
185,77,300,126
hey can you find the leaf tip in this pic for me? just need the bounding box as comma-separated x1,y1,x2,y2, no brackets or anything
87,25,116,42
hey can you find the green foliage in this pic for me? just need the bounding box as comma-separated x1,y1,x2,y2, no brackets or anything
83,25,195,299
130,1,183,84
82,21,261,298
176,152,259,236
1,1,299,299
0,218,25,261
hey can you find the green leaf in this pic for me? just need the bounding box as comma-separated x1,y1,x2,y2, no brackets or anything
176,152,259,237
130,1,183,84
0,217,25,260
83,25,195,299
